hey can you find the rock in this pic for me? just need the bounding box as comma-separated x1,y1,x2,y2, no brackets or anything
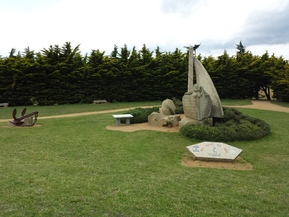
179,116,212,128
148,112,166,126
161,99,176,115
160,115,181,127
148,112,180,127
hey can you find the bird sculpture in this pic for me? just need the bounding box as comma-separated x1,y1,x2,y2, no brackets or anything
184,44,201,53
192,43,201,51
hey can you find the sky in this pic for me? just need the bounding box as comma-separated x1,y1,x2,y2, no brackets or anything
1,0,289,59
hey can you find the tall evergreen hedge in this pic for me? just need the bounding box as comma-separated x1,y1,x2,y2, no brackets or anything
0,43,288,105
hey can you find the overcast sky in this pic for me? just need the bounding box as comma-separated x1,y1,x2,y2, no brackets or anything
1,0,289,59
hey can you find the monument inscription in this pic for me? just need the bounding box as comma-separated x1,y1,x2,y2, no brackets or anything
187,142,242,162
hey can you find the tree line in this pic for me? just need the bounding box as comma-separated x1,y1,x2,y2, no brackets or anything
0,42,288,106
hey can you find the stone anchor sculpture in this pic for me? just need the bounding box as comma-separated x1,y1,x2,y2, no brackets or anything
9,108,39,127
179,45,223,128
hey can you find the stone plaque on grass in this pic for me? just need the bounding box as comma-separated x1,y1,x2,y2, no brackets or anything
187,141,242,162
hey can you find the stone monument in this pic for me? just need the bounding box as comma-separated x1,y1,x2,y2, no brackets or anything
179,45,223,128
148,99,181,127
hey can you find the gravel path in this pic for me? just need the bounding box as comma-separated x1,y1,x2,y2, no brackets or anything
227,100,289,113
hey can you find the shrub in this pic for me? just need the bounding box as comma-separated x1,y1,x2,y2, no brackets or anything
175,106,184,114
172,97,184,114
180,107,270,141
122,107,160,124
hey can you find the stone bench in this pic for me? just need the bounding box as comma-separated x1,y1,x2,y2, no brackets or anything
112,114,133,126
93,100,107,104
0,103,9,107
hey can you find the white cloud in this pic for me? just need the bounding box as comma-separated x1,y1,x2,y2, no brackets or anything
1,0,289,59
247,43,289,58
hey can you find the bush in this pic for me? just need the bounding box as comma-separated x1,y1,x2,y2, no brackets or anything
180,107,270,142
122,107,160,124
172,97,184,114
175,106,184,114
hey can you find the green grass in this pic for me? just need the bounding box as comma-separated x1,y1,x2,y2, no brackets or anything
0,101,161,120
1,101,289,216
270,100,289,108
220,99,252,106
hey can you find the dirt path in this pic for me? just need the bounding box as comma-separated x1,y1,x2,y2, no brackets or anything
227,100,289,113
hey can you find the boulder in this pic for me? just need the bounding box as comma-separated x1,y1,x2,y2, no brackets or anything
161,99,176,115
148,112,166,126
148,112,180,127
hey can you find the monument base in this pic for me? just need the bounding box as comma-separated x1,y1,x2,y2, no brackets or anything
148,112,180,127
179,116,212,128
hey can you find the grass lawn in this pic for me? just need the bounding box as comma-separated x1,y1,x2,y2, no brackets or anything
0,101,162,120
220,99,252,106
270,100,289,108
0,101,289,216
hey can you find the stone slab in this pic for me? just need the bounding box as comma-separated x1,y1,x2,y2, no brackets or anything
187,141,242,162
0,103,9,107
112,114,133,119
112,114,133,126
93,100,107,104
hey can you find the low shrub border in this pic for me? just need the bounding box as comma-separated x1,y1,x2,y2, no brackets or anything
122,107,160,124
180,107,271,141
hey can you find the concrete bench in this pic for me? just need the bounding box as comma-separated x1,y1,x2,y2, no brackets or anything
93,100,107,104
112,114,133,126
0,103,9,107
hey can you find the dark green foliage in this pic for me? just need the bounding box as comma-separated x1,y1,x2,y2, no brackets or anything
171,97,184,114
122,107,160,124
180,107,270,141
1,42,289,105
269,58,289,101
175,106,184,114
236,41,246,54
